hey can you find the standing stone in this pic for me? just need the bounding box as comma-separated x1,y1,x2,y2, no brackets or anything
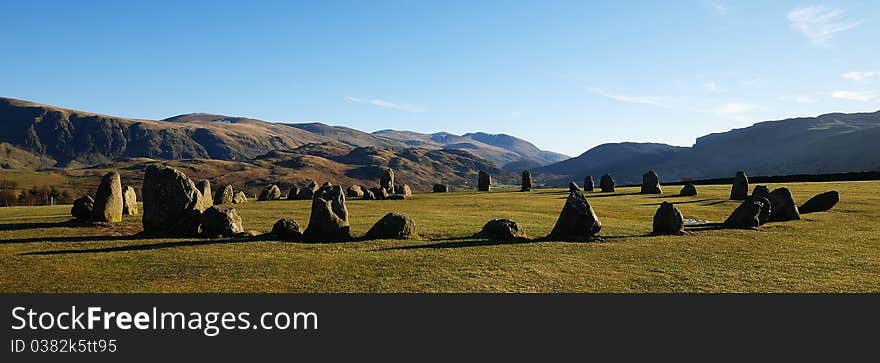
799,191,839,214
433,184,448,193
767,187,800,222
584,176,594,192
214,184,234,205
568,181,580,192
730,171,749,200
478,171,491,191
369,186,389,200
549,190,602,240
362,188,377,200
680,183,697,196
71,196,94,222
91,171,124,223
724,198,768,229
599,174,615,192
258,184,282,201
747,195,773,225
232,191,248,204
122,186,138,215
380,169,395,194
397,184,413,197
142,165,205,236
303,184,351,242
752,185,770,198
271,218,303,241
652,202,684,235
365,213,418,240
196,180,212,209
346,185,365,199
640,170,662,194
478,219,528,240
296,181,318,200
521,170,532,192
287,186,300,200
200,206,244,237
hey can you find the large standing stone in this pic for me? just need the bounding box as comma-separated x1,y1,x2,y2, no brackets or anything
549,190,602,240
303,185,351,242
478,219,528,240
258,184,282,201
380,168,395,194
296,181,318,200
433,184,448,193
271,218,303,241
680,183,697,196
478,171,491,191
122,186,138,215
724,198,767,229
640,170,662,194
142,165,205,236
799,191,839,214
346,185,365,199
730,171,749,200
584,176,594,192
652,202,684,235
71,196,94,222
521,170,532,192
287,186,300,200
91,172,123,223
752,185,770,198
200,206,244,237
568,181,580,192
196,180,213,209
214,185,234,205
767,187,800,222
233,191,248,204
599,174,615,192
394,184,413,197
365,213,418,240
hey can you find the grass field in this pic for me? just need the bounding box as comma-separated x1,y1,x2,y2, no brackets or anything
1,181,878,292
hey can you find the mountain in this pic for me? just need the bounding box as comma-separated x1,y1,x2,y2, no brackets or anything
0,97,564,170
373,130,568,170
535,111,880,185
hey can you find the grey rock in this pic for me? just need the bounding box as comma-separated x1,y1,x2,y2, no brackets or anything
680,183,697,196
214,184,234,205
196,180,213,209
584,176,594,192
258,184,282,201
767,187,800,222
599,174,615,192
799,191,839,214
232,191,248,204
303,185,351,242
71,196,94,222
549,190,602,240
200,206,244,237
122,186,138,216
479,218,528,240
91,171,123,223
271,218,303,241
433,184,448,193
640,170,662,194
478,170,491,191
652,202,683,235
521,170,532,192
365,213,418,240
142,165,205,236
730,171,749,200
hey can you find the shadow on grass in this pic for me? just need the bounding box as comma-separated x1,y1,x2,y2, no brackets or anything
376,232,654,251
17,233,267,255
684,222,726,231
638,198,716,206
703,200,738,206
0,220,75,232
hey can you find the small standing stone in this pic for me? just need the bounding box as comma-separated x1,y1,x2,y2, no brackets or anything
521,170,532,192
599,174,615,192
433,184,448,193
478,171,491,191
122,186,138,215
680,183,697,196
196,180,213,209
640,170,662,194
652,202,684,235
71,196,94,222
730,171,749,200
214,184,234,205
233,191,248,204
584,176,594,192
258,184,282,201
548,190,602,240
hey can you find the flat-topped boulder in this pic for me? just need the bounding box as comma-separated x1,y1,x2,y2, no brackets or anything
394,184,413,197
752,185,770,198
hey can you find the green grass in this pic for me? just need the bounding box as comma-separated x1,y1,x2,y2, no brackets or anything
1,182,878,292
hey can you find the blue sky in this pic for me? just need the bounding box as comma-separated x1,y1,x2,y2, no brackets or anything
1,1,878,156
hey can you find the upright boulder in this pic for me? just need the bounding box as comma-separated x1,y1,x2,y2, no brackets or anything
521,170,532,192
652,202,684,235
584,176,594,192
380,169,395,194
767,187,800,222
122,186,138,216
478,219,528,240
303,185,351,242
369,186,389,200
287,186,300,200
599,174,615,192
640,170,662,194
680,183,697,196
71,196,94,222
799,191,839,214
730,171,749,200
271,218,303,241
142,165,205,236
362,188,377,200
752,185,770,198
258,184,282,201
196,180,213,209
568,181,580,192
394,184,413,197
214,184,234,205
91,171,123,223
748,195,773,225
724,198,768,229
478,171,491,191
200,206,244,237
346,185,365,199
296,181,318,200
549,190,601,241
433,184,448,193
365,213,418,240
232,191,248,204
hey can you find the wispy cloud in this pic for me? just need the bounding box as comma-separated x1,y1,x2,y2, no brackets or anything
787,6,861,45
344,96,425,112
704,82,721,93
842,71,880,81
588,88,671,108
711,1,729,16
715,102,757,114
831,90,878,102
